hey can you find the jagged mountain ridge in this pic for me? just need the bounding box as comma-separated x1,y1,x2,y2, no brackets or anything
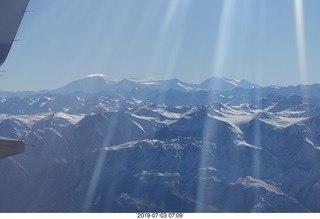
1,76,320,212
54,75,260,94
0,75,260,96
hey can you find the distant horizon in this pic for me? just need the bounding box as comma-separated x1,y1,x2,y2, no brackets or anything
1,73,320,93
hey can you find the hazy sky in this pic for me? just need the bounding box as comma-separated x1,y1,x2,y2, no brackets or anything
1,0,320,91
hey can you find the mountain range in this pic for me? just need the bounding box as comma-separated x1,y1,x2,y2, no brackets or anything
1,74,261,96
0,75,320,212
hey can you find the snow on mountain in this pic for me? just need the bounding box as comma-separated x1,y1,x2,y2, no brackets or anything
52,75,114,94
199,77,260,91
1,76,320,212
75,111,161,148
2,114,318,212
148,89,221,107
114,78,196,92
129,103,189,125
0,93,139,115
114,77,258,93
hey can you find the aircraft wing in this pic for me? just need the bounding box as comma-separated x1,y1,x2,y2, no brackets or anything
0,0,30,67
0,136,25,159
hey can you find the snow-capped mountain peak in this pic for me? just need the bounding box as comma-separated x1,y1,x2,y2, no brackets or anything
52,75,113,94
199,76,260,91
114,78,196,91
85,73,116,84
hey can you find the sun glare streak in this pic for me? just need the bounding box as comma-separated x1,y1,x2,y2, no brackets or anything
162,0,181,34
294,0,311,120
195,139,216,212
76,1,136,75
82,148,108,212
146,0,191,79
195,105,216,208
294,0,308,85
196,0,268,210
161,1,186,80
82,114,120,212
252,0,267,86
251,0,267,182
195,0,238,212
210,0,237,77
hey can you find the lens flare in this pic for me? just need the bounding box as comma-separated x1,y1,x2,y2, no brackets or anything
82,113,120,212
196,0,269,211
294,0,308,85
196,0,238,212
146,0,191,79
210,0,237,77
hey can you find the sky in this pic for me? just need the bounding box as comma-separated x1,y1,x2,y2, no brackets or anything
1,0,320,91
